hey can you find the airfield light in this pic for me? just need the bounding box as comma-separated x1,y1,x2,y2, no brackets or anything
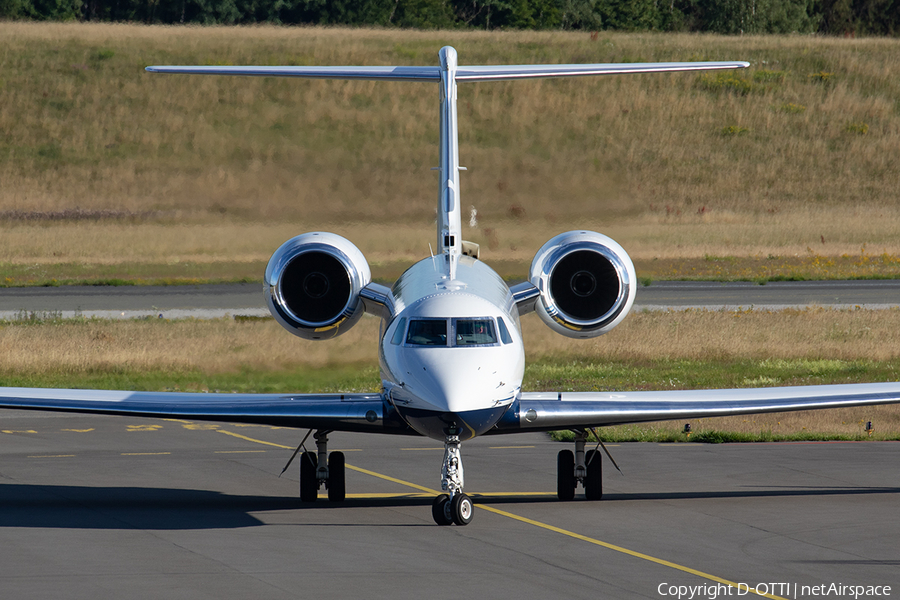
683,424,692,438
866,421,874,436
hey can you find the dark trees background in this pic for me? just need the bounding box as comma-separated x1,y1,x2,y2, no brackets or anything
1,0,898,36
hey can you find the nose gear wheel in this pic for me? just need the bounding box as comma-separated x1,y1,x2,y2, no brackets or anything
450,493,473,525
432,494,452,525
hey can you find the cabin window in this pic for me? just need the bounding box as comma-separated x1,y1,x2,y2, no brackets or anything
406,319,448,346
453,318,497,346
496,317,513,344
390,317,407,345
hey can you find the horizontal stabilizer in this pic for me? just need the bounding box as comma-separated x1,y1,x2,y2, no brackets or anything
146,61,749,82
455,61,750,81
145,65,441,81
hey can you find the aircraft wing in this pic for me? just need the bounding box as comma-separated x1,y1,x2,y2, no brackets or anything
0,387,408,434
496,382,900,432
3,382,899,436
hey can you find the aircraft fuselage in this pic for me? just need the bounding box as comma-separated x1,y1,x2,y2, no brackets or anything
379,254,524,440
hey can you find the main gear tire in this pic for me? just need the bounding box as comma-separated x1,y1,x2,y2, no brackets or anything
557,450,575,501
300,451,318,502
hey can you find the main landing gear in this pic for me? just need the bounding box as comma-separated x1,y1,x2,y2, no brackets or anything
299,430,346,502
432,434,474,526
557,430,603,501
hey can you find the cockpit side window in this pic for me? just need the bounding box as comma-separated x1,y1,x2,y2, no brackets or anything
453,318,497,346
406,319,448,346
390,317,407,345
496,317,513,344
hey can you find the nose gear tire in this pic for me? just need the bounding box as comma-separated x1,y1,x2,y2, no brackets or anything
451,493,474,525
432,494,452,525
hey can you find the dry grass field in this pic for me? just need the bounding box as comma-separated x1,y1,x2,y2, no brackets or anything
2,308,899,438
2,23,900,283
5,307,898,377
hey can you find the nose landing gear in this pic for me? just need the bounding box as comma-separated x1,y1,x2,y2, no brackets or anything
432,435,474,525
432,492,473,525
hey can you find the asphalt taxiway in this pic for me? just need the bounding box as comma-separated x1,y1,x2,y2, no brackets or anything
1,280,898,320
1,410,897,599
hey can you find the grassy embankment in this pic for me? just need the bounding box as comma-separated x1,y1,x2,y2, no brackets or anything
2,24,899,441
1,23,900,285
3,308,899,440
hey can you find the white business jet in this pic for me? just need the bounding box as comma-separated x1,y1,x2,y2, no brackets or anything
2,47,899,526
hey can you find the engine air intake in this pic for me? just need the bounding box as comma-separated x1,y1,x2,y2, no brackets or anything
529,231,636,339
549,250,619,321
280,251,351,324
265,233,371,340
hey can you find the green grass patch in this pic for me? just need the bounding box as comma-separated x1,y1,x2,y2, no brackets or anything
0,363,380,395
0,261,265,287
720,125,749,136
524,356,895,393
779,102,806,113
698,72,760,95
845,122,869,135
548,428,890,443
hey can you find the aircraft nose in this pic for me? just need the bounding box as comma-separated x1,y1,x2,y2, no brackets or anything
403,347,516,413
391,346,519,440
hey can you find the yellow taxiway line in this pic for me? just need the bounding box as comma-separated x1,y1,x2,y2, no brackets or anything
220,428,784,600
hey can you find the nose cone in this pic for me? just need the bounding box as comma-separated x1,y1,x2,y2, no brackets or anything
389,346,522,440
411,347,513,412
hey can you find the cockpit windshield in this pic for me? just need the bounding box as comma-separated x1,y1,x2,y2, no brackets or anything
406,319,448,346
404,318,500,347
454,318,497,346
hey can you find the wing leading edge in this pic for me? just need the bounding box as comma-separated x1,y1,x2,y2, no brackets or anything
0,388,412,434
494,382,900,432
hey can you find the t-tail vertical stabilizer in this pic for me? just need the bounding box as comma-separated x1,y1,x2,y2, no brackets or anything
437,47,463,278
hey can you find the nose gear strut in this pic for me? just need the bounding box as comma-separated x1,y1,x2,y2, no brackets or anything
432,435,474,525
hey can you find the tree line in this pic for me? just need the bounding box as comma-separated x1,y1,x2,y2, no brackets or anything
2,0,898,36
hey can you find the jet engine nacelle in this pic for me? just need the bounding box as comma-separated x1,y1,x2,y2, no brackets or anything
529,230,636,339
264,232,371,340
